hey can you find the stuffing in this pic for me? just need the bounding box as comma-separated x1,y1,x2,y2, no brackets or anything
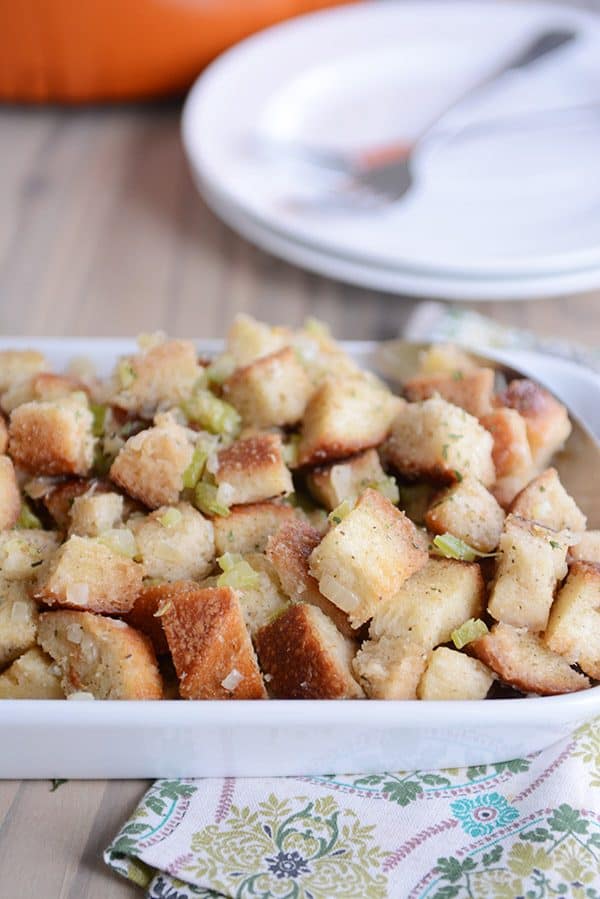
110,417,195,508
417,647,494,700
161,584,266,699
495,379,571,469
297,375,403,467
306,448,390,511
214,433,293,506
545,561,600,679
1,372,85,414
0,349,46,395
255,603,363,699
226,314,292,367
487,515,569,632
569,531,600,564
0,455,21,531
308,488,428,628
470,621,589,695
0,580,38,669
353,637,428,699
132,502,214,581
479,407,535,507
369,558,485,649
233,553,289,637
8,393,95,476
0,529,60,580
35,534,143,614
510,468,586,532
38,610,163,699
404,367,495,418
212,501,296,556
109,338,201,416
425,476,505,553
223,346,313,428
383,396,495,486
0,647,64,699
68,491,124,537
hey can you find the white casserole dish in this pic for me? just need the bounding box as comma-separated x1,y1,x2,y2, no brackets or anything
1,338,599,778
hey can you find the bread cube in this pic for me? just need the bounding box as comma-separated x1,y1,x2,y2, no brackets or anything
417,647,494,700
404,368,494,418
425,476,505,553
38,610,163,699
0,580,38,669
214,433,293,506
226,314,292,367
510,468,586,532
161,584,266,699
480,407,535,508
0,349,46,394
369,558,485,648
266,518,355,637
306,448,388,511
308,489,428,628
569,531,600,564
213,501,296,556
223,347,313,428
110,339,201,416
0,530,60,580
416,344,479,376
297,375,402,467
496,379,571,469
68,491,124,537
0,416,7,454
487,515,569,632
234,553,289,636
545,562,600,679
292,326,361,386
255,603,363,699
1,372,85,414
9,394,95,476
470,621,589,695
41,478,108,530
353,637,428,699
132,502,214,581
0,455,21,531
0,647,64,699
35,535,142,614
383,396,495,486
110,418,194,508
124,582,181,655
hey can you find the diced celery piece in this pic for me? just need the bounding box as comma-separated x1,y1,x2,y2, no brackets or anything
217,554,260,590
194,482,230,517
451,618,489,649
328,499,354,526
117,359,137,389
303,317,330,337
181,390,241,437
206,354,236,385
159,508,182,529
16,501,43,530
431,533,497,562
90,403,107,437
365,476,399,505
182,446,208,489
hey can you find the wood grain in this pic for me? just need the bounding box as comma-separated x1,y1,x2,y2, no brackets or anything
0,103,598,897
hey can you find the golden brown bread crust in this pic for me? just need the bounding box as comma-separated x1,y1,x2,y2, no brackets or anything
215,433,293,505
425,476,505,554
110,339,201,416
404,368,495,418
495,379,571,468
123,581,192,655
0,415,8,454
42,478,112,530
9,398,95,476
305,448,386,511
0,455,21,531
510,467,586,532
544,561,600,679
161,585,266,700
212,501,296,556
223,346,313,428
255,603,363,699
480,408,533,479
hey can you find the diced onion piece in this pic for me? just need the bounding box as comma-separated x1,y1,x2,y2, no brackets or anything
181,390,241,437
281,435,300,467
16,501,43,530
216,482,235,508
10,601,31,622
221,668,243,692
66,583,89,608
194,482,230,518
158,508,183,529
98,528,138,559
217,554,260,590
66,623,84,643
431,533,497,562
328,499,354,526
153,601,173,618
206,353,236,385
451,618,489,650
25,477,60,500
182,446,208,489
318,574,360,613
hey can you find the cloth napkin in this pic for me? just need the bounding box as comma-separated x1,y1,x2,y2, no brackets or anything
105,306,600,899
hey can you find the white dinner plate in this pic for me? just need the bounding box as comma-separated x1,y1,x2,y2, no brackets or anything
183,0,600,288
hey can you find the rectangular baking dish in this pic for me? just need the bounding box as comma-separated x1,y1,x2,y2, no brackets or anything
1,338,599,778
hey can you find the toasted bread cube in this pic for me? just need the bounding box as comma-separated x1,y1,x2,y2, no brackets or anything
0,530,60,580
545,562,600,679
35,535,142,614
404,368,494,418
266,518,355,638
110,418,194,508
487,515,568,632
297,375,402,467
9,394,95,476
1,372,85,414
0,349,46,394
41,478,109,530
132,502,214,581
0,455,21,531
510,468,586,532
353,637,428,699
0,416,7,454
369,558,485,648
226,314,292,367
0,581,38,668
255,603,363,699
417,344,479,376
306,448,388,511
38,610,163,699
212,501,296,556
161,584,266,699
570,531,600,564
384,397,495,486
309,489,428,628
234,553,289,636
417,647,494,700
0,647,64,699
124,582,181,655
425,476,505,553
214,433,293,506
110,339,200,417
470,621,589,695
292,326,362,386
480,408,533,479
68,491,124,537
496,379,571,469
223,347,313,428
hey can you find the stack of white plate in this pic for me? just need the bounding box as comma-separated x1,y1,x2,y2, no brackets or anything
182,1,600,301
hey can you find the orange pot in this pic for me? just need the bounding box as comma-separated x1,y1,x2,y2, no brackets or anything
0,0,355,103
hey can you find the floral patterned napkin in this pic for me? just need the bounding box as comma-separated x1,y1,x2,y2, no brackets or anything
105,307,600,899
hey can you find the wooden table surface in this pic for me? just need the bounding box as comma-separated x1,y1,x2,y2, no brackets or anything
0,103,598,898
